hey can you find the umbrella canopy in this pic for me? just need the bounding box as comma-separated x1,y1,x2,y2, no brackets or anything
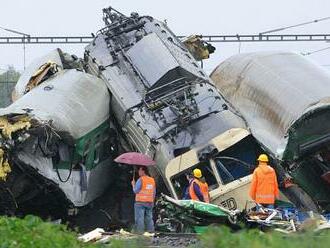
114,152,156,166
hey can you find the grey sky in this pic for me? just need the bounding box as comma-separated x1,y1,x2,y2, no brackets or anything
0,0,330,73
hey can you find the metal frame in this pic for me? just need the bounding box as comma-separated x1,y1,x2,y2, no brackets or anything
0,34,329,44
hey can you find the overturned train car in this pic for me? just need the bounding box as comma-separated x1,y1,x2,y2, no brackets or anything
211,51,330,212
0,49,115,217
84,8,290,211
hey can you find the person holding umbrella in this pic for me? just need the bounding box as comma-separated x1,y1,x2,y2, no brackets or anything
115,152,156,233
131,166,156,233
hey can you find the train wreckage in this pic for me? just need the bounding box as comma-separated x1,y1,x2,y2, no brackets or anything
0,7,329,227
211,52,330,212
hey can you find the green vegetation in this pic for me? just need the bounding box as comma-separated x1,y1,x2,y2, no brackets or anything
1,215,329,248
0,215,145,248
199,226,330,248
0,66,20,82
0,215,96,248
0,66,20,107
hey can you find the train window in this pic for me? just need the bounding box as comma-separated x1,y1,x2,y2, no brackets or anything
214,135,260,184
170,161,218,199
215,158,251,185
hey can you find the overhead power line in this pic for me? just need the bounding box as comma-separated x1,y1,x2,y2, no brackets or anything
0,26,30,37
0,34,329,44
0,26,30,69
302,46,330,56
259,16,330,35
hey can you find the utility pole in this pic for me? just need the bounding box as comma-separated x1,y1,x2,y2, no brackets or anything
0,26,30,69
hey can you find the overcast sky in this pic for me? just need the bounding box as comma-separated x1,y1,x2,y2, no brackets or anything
0,0,329,73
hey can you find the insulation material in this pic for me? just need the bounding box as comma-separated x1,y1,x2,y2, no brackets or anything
0,148,11,180
24,61,60,94
0,115,31,139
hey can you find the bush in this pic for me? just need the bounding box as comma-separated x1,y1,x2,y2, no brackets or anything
0,215,97,248
199,226,330,248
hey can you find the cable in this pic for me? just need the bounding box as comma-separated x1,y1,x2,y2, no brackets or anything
55,160,73,183
98,209,112,223
259,16,330,35
301,46,330,56
214,156,254,170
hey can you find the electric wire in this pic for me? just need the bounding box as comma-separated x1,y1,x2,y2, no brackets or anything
259,16,330,35
301,46,330,56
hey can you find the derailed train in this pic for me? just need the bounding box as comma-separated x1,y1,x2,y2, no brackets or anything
0,49,115,217
211,52,330,212
0,7,265,217
0,7,326,218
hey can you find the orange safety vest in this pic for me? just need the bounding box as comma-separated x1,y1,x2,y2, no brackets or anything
200,181,210,203
249,163,279,204
189,179,208,202
135,175,156,203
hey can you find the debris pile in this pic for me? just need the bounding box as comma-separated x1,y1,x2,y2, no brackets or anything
78,227,200,247
0,114,31,180
245,202,330,234
156,195,330,234
156,194,241,233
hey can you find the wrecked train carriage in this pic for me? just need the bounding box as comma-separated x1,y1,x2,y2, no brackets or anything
0,51,114,217
84,8,272,210
211,51,330,211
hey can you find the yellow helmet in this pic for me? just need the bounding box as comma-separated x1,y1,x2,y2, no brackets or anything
193,168,202,178
257,154,269,162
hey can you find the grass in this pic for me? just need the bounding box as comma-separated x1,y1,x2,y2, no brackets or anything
1,215,329,248
199,226,330,248
0,215,97,248
0,215,146,248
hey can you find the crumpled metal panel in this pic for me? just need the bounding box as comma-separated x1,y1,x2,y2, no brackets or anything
0,70,109,139
0,69,111,206
211,52,330,160
17,151,112,207
14,49,63,100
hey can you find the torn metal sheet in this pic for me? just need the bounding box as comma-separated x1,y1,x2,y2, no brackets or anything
182,35,216,61
12,48,84,101
156,194,240,232
25,61,60,94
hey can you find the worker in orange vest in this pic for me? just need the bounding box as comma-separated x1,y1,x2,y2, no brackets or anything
188,168,210,203
249,154,279,209
131,166,156,233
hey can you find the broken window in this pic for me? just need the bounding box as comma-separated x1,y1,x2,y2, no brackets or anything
170,160,218,199
52,142,75,170
215,158,250,185
214,135,260,185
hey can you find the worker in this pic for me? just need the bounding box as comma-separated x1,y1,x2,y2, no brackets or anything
131,166,156,233
199,176,210,203
188,168,210,203
249,154,279,209
182,173,193,200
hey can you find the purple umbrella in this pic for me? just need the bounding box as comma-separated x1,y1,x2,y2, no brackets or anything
114,152,156,166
